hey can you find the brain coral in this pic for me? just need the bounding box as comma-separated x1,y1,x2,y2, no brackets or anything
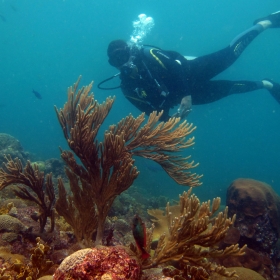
0,214,27,233
227,178,280,247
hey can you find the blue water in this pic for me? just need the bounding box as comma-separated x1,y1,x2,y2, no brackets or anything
1,0,280,202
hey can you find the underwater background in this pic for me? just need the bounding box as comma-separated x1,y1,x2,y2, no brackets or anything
0,0,280,203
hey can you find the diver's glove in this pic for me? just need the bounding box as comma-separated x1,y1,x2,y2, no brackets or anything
172,95,192,119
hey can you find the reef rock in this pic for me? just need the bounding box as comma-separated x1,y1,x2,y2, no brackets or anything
226,178,280,251
53,245,141,280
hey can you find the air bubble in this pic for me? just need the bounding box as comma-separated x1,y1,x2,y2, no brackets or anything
130,14,155,46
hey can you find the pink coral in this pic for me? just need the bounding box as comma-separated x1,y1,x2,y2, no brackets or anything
53,245,141,280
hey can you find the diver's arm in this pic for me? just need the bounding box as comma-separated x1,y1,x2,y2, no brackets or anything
121,87,171,121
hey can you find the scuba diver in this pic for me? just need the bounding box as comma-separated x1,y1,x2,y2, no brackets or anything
102,11,280,121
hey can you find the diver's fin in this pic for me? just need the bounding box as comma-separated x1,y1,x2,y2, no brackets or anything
263,79,280,104
254,11,280,28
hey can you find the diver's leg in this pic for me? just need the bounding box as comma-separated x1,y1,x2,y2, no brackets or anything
187,11,280,81
188,25,264,81
190,80,279,105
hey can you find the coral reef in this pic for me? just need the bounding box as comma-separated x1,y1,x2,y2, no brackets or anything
0,133,29,166
3,78,279,279
30,158,66,182
110,185,168,218
55,76,202,245
52,188,246,279
31,161,46,172
44,158,65,180
53,245,141,280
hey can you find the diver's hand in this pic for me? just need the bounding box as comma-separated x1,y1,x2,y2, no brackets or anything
172,95,192,119
172,108,192,119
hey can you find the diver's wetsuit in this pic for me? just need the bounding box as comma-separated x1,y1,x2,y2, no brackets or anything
119,24,265,121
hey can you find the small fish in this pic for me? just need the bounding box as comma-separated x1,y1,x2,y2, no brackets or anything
132,214,150,259
32,89,42,99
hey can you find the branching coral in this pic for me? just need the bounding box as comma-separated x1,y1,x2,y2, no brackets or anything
0,156,56,233
143,188,247,279
55,76,202,245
